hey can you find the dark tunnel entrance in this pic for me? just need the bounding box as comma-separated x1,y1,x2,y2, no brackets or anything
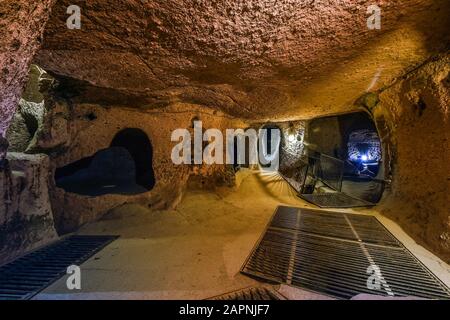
302,111,384,204
110,128,155,190
55,128,155,196
277,112,385,207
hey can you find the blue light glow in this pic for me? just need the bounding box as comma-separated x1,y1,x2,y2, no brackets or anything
347,130,381,164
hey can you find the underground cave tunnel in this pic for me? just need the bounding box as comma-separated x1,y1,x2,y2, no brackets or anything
303,111,385,204
0,0,449,302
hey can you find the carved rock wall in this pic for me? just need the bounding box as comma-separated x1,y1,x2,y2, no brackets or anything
0,153,58,264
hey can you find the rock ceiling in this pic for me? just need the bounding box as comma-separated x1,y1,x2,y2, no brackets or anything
35,0,450,120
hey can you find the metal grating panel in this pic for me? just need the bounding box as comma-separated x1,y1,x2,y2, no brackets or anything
300,192,375,208
241,206,450,300
209,287,284,300
271,207,400,247
0,235,118,300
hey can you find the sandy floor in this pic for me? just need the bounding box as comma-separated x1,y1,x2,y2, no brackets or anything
35,170,450,300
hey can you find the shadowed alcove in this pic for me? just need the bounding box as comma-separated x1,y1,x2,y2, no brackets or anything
55,128,155,196
303,111,384,204
1,0,449,300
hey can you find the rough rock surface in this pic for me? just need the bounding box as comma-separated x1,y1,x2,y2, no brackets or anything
6,111,31,152
6,98,45,152
35,0,450,120
374,53,450,261
0,153,58,264
0,0,55,137
39,100,246,233
1,0,449,262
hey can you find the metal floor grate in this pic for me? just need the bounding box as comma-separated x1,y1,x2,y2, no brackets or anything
0,235,118,300
300,192,375,208
209,287,284,300
241,206,450,300
270,208,400,247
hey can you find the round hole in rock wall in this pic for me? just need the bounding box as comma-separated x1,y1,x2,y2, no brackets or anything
306,111,384,203
341,112,383,203
55,128,155,196
110,128,155,190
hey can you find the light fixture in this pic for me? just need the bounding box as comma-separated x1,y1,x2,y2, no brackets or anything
288,134,296,143
287,122,297,143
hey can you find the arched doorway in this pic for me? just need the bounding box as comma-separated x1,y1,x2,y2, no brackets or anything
110,128,155,190
55,128,155,196
303,111,384,204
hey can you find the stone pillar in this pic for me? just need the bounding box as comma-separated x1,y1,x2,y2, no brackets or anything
0,0,56,139
0,153,58,263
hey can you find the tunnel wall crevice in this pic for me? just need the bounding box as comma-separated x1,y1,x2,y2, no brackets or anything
373,52,450,262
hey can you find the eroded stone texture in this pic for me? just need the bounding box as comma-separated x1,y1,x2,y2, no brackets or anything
36,0,450,120
6,66,47,152
1,0,449,263
6,99,45,152
374,52,450,261
0,0,55,137
5,110,31,152
35,99,247,233
0,153,58,264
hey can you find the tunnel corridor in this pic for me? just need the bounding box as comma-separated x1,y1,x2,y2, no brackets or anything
0,0,449,304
